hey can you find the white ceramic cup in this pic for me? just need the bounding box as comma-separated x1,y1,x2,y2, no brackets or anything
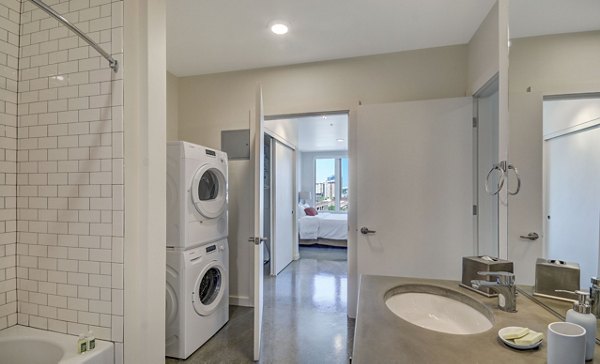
547,321,586,364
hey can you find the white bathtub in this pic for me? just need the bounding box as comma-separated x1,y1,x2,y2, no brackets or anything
0,325,114,364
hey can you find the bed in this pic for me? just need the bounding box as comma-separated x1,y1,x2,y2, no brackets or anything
298,212,348,246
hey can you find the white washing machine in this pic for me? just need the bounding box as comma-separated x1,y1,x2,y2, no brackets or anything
165,240,229,359
167,141,228,249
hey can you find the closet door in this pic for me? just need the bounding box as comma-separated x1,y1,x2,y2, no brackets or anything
272,140,295,275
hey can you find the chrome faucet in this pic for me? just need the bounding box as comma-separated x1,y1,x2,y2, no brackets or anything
590,277,600,318
471,271,517,312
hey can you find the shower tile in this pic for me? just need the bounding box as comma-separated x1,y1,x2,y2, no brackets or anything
12,0,124,340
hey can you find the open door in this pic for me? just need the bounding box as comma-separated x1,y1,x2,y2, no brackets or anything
356,97,474,280
272,140,295,275
251,87,265,361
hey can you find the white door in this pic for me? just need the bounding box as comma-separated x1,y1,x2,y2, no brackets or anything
543,95,600,289
356,97,474,280
252,87,265,361
272,140,295,275
545,126,600,288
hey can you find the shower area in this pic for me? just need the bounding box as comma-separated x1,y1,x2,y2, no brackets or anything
0,0,124,360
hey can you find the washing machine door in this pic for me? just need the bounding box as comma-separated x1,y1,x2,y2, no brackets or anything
191,164,227,219
192,261,226,316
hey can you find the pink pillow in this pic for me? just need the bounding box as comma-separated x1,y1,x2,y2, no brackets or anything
304,207,318,216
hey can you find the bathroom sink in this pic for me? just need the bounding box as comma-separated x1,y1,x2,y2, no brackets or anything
384,285,494,335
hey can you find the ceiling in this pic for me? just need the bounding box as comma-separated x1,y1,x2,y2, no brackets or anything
509,0,600,39
266,114,348,152
167,1,600,77
167,0,495,76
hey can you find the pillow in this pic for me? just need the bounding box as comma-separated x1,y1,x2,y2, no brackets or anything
304,207,318,216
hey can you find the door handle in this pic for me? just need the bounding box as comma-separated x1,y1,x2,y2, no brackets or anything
248,237,268,245
360,227,376,235
519,232,539,241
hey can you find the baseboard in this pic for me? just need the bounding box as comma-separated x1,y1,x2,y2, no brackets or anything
229,295,253,307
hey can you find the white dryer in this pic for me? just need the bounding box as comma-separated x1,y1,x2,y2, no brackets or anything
165,240,229,359
167,141,228,249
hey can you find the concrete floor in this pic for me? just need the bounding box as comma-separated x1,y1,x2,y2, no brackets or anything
166,245,354,363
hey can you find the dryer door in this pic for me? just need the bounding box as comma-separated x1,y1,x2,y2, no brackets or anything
191,165,227,219
192,261,226,316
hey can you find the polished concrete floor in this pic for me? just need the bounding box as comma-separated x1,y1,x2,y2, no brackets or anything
166,245,353,363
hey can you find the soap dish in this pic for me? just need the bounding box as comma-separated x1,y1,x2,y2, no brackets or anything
498,327,543,350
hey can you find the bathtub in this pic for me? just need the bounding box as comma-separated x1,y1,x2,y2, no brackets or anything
0,325,114,364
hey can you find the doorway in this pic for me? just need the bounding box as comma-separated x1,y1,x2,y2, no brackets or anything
263,112,349,271
260,111,353,361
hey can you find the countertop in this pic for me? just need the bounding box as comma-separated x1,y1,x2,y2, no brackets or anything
352,275,600,363
518,285,600,344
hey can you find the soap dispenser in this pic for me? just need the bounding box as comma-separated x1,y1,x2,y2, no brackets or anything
557,289,597,360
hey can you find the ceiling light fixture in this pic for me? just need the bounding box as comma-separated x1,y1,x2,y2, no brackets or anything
336,138,344,142
270,23,288,35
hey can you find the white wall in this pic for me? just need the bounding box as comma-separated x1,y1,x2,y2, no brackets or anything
508,30,600,284
264,118,298,148
177,44,469,310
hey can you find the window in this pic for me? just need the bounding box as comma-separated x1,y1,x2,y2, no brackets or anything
314,157,348,212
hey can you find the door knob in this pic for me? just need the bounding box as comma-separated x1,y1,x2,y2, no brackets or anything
519,232,539,241
360,227,376,235
248,237,268,245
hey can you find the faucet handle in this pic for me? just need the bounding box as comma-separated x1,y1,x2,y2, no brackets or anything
477,271,515,285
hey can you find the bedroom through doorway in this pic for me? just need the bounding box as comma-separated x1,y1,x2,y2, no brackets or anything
259,111,352,359
263,111,349,276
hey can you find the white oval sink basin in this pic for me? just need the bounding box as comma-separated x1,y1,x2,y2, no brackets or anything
385,291,493,335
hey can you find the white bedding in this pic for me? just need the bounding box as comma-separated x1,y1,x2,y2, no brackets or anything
298,213,348,240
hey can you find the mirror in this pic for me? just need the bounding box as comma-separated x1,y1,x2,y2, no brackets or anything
507,0,600,339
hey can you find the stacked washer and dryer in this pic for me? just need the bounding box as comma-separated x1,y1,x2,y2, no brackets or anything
165,141,230,359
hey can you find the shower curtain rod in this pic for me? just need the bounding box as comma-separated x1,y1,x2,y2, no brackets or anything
28,0,118,72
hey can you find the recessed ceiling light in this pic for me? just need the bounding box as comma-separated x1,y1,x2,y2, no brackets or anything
336,138,344,142
270,23,288,35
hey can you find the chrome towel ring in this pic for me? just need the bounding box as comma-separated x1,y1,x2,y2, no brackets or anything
484,161,522,196
506,163,521,195
484,164,505,195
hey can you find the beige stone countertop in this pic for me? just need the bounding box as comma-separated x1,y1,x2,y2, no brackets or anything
352,275,600,364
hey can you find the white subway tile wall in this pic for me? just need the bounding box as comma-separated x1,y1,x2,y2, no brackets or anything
16,0,123,344
0,0,19,331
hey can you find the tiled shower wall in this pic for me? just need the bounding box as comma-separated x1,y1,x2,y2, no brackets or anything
0,0,19,331
16,0,123,342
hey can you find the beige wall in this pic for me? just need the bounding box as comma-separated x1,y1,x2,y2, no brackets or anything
467,1,499,95
508,30,600,284
178,45,469,309
166,72,178,141
124,0,167,362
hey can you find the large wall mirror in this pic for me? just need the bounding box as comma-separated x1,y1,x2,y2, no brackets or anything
507,0,600,337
